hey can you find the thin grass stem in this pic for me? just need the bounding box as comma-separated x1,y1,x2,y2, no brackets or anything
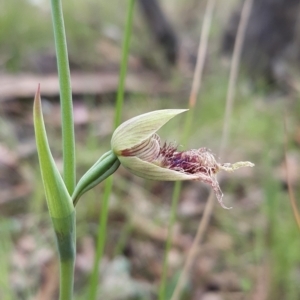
170,0,253,299
114,0,136,127
88,176,113,300
158,1,216,299
283,111,300,230
158,182,182,299
114,215,133,256
88,1,136,299
219,0,253,156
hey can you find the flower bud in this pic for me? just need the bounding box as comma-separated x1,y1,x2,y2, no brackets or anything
111,109,254,209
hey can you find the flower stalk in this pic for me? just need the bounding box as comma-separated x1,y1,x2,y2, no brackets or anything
72,151,120,206
34,1,76,299
50,0,75,194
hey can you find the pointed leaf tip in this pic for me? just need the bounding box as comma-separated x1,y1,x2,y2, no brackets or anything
34,84,41,115
33,83,74,219
34,84,41,100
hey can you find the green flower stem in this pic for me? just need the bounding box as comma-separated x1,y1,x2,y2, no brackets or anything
59,259,75,300
50,0,75,194
72,151,120,206
52,213,76,300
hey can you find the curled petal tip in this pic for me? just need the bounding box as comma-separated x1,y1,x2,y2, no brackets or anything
221,200,233,210
219,161,255,172
222,204,233,210
218,194,232,209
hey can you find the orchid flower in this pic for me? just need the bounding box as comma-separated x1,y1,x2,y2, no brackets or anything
111,109,254,209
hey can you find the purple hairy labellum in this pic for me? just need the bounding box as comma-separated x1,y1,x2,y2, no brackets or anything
120,133,249,209
158,144,224,202
111,109,254,209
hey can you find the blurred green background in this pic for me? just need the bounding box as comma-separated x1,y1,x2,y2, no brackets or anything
0,0,300,299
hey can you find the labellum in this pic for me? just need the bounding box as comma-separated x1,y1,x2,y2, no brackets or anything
111,109,254,209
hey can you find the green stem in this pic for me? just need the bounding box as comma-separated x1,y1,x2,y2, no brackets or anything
159,181,182,300
114,0,136,127
52,212,76,300
59,259,75,300
114,216,133,256
88,176,113,299
88,1,136,299
50,0,75,194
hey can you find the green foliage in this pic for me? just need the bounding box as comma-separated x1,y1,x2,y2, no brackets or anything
33,87,74,219
1,1,300,300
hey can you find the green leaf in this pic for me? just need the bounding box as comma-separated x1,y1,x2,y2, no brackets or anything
33,85,74,218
